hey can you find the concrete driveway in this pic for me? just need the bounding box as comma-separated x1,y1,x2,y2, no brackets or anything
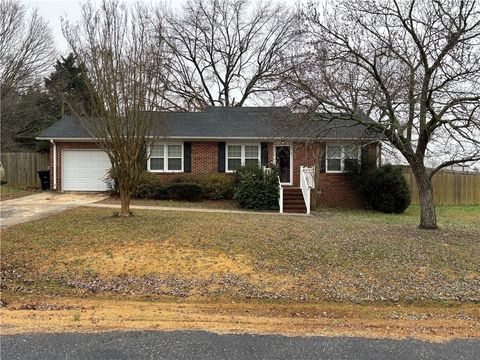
0,192,107,228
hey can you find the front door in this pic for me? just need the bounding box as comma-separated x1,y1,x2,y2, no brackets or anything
275,146,291,184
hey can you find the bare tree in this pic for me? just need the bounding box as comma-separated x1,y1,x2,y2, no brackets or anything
154,0,299,110
0,0,54,101
62,0,168,216
284,0,480,229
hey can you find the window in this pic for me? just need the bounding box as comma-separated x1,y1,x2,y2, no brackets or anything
244,145,259,167
344,146,359,172
226,144,260,172
326,145,342,172
150,144,164,171
227,145,242,171
148,143,183,172
167,144,182,171
326,144,360,172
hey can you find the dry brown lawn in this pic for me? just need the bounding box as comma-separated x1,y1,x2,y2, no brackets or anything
1,205,479,338
2,295,479,341
0,185,39,201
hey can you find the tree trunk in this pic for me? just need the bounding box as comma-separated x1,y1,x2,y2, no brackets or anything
119,187,131,217
411,164,437,230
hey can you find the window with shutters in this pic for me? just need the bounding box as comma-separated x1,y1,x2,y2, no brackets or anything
148,143,184,172
326,144,360,173
226,144,261,172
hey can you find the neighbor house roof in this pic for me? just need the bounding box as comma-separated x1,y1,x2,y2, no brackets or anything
36,107,378,141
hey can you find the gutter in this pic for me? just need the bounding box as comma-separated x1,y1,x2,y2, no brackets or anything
36,137,97,141
36,136,379,141
50,139,57,190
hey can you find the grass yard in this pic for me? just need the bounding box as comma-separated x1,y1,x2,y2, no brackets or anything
0,185,39,201
1,205,479,338
325,205,480,231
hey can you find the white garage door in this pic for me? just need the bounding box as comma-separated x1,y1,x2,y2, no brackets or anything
62,150,111,191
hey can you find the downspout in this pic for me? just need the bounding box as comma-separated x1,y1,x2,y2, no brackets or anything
50,139,57,190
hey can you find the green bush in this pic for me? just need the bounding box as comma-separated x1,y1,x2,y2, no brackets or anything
201,173,234,200
107,170,224,202
132,173,164,199
234,165,279,210
350,164,411,213
105,168,119,196
168,174,200,184
166,182,203,201
106,171,165,199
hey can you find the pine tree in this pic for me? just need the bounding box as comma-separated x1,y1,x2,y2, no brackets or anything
44,53,92,116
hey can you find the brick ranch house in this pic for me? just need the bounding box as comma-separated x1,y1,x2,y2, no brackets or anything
37,107,380,211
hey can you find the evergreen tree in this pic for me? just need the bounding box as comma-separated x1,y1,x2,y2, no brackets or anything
44,53,92,116
1,54,92,151
1,83,59,151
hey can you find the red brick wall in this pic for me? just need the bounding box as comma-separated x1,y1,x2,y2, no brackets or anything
292,142,321,187
316,173,363,208
49,142,53,188
191,141,218,175
267,143,274,165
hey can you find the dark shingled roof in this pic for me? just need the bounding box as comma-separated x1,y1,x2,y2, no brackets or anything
37,107,378,140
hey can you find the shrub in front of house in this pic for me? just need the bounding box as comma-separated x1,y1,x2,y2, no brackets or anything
168,174,201,184
165,182,203,201
109,171,235,203
234,165,279,210
105,168,120,196
350,164,411,213
132,172,165,199
108,171,165,199
134,176,202,201
200,173,234,200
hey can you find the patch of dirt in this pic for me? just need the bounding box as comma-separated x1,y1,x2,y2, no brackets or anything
56,241,257,278
1,296,479,341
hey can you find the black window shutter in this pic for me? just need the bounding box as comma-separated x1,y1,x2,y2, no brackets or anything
361,146,369,172
261,142,268,167
218,142,226,172
319,143,326,173
184,142,192,173
142,141,148,171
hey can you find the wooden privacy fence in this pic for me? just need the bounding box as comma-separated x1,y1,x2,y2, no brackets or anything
402,167,480,205
1,152,50,188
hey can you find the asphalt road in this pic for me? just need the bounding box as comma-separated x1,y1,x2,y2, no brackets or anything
1,331,479,360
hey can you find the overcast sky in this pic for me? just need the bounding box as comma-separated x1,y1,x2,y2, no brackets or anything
25,0,300,55
19,1,479,169
26,0,82,54
25,0,186,54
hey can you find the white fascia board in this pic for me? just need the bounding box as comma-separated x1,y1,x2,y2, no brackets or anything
36,135,376,142
35,137,99,141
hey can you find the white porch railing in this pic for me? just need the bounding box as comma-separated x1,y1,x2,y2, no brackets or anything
278,176,283,213
300,166,315,214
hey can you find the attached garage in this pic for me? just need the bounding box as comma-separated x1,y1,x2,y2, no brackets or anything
62,150,111,191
